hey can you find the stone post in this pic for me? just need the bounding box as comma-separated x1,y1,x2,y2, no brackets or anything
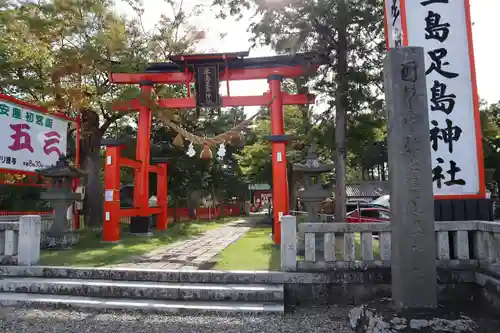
384,47,437,309
18,215,41,265
281,215,297,271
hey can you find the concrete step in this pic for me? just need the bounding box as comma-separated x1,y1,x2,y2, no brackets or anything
0,277,284,302
0,292,284,314
0,266,287,284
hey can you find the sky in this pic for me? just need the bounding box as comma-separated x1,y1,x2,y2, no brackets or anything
115,0,499,115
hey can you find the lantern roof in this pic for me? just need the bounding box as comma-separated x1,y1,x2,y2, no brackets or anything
36,155,85,178
292,144,334,173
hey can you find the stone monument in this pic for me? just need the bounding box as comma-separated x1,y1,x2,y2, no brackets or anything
348,47,469,333
37,155,85,249
293,144,334,255
349,47,478,333
385,47,437,309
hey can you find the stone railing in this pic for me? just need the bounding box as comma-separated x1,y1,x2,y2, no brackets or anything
0,215,53,234
280,215,500,271
290,210,334,223
0,215,42,265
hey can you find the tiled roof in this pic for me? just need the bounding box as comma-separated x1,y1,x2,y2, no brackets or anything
345,181,389,197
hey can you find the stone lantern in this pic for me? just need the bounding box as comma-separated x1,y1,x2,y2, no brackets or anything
293,144,334,254
485,168,498,199
485,168,498,219
37,155,85,249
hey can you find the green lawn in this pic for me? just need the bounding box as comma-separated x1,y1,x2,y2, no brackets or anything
212,225,281,271
334,233,381,259
211,225,380,271
40,217,236,267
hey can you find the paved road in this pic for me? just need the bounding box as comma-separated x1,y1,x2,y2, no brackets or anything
0,306,354,333
112,217,257,270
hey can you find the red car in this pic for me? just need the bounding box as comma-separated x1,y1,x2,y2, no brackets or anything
345,207,391,223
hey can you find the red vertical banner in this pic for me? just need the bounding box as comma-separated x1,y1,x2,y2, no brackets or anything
383,0,408,49
103,145,122,242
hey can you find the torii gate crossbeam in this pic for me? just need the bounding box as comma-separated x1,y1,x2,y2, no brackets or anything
108,52,319,244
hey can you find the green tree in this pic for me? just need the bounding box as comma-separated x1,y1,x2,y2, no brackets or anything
0,0,202,226
149,106,248,217
238,101,326,209
347,112,387,182
213,0,386,219
481,101,500,187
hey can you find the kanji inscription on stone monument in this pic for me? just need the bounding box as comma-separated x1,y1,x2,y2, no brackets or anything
384,46,438,309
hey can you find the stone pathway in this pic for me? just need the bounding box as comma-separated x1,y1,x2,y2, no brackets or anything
112,217,257,270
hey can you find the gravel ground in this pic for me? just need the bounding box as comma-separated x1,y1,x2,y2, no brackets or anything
0,306,355,333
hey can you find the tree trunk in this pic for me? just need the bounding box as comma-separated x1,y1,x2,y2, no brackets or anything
334,0,348,222
80,109,104,228
187,189,202,219
173,198,179,222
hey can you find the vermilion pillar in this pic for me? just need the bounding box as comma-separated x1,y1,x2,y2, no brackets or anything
268,75,289,244
156,162,168,230
134,82,153,212
103,143,122,242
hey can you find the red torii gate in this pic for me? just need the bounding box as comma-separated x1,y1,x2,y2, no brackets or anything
107,52,318,244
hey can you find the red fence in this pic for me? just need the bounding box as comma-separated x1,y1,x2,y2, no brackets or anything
115,205,244,225
1,205,244,227
168,205,243,222
0,210,53,216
